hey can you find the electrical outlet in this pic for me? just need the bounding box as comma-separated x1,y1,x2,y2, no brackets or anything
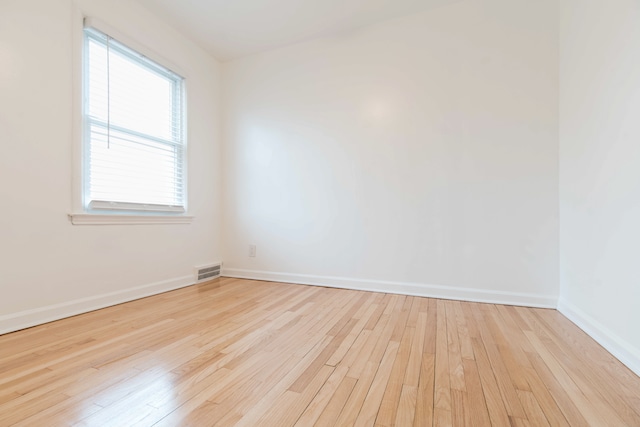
249,244,256,257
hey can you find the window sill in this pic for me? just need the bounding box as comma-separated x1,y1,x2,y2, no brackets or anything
68,213,194,225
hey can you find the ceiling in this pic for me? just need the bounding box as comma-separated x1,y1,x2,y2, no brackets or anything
136,0,457,61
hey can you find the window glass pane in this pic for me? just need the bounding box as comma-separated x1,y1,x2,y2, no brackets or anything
87,36,179,143
88,123,182,205
108,48,175,141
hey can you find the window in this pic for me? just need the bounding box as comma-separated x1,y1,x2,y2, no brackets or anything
82,23,185,214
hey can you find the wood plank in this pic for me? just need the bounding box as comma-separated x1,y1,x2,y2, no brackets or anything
468,336,511,426
404,311,427,387
254,365,334,426
433,300,451,412
462,358,491,426
517,390,551,427
395,385,418,427
452,301,474,361
470,303,526,419
413,353,435,427
375,326,414,426
445,301,466,392
354,341,401,427
294,365,350,426
520,366,571,427
313,376,358,427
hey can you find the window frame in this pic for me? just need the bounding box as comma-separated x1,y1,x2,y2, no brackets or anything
70,15,192,225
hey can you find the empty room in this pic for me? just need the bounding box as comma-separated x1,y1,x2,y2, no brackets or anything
1,0,639,425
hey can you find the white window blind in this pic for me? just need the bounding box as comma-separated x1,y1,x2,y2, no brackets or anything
83,24,185,213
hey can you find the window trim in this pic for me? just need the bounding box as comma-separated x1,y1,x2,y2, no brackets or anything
70,13,192,225
68,213,194,226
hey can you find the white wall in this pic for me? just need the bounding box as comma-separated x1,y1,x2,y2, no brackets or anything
222,0,559,306
559,0,640,374
0,0,222,333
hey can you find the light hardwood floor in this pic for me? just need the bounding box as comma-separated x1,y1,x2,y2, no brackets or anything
1,278,639,426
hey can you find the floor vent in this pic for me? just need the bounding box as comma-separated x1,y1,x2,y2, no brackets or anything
195,263,222,282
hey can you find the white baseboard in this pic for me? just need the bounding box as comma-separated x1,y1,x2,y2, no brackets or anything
0,275,195,336
222,268,557,308
558,298,640,377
